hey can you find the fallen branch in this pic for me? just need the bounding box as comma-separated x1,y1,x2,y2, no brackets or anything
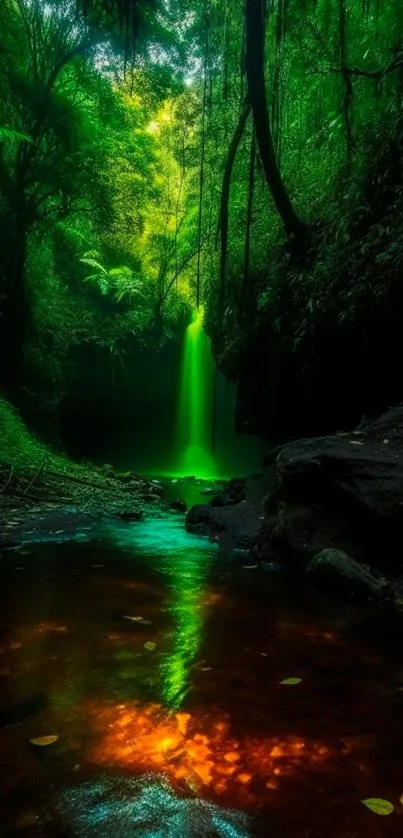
0,465,14,495
45,469,122,492
22,457,46,496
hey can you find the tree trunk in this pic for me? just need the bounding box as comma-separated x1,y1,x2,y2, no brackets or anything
0,223,29,394
219,99,251,309
245,0,303,238
240,126,256,307
339,0,353,164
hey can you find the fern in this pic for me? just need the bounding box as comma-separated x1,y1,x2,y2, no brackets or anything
0,126,32,143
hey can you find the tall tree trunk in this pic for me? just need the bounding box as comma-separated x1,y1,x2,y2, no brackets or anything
219,99,251,309
245,0,303,238
241,126,256,307
339,0,353,164
0,221,29,395
196,12,209,309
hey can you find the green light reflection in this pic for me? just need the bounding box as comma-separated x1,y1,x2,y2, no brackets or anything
160,543,214,710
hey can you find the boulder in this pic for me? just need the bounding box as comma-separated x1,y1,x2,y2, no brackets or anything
258,404,403,566
306,549,390,599
186,501,262,549
169,499,187,513
210,477,246,507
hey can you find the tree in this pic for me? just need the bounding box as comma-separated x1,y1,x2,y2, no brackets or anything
244,0,303,239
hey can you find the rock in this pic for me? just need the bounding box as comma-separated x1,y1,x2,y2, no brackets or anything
210,477,246,507
169,499,187,513
116,510,143,522
186,501,262,549
306,549,390,599
258,405,403,566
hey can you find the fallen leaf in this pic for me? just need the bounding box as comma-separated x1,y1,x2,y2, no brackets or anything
30,735,59,747
123,615,144,622
280,677,302,686
241,565,258,570
144,641,156,651
383,439,390,445
362,798,394,816
349,440,364,445
201,666,213,671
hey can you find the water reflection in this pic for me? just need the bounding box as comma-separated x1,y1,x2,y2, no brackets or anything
160,544,214,708
104,518,216,709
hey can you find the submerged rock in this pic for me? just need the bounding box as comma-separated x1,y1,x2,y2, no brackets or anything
306,549,390,599
54,774,251,838
186,501,262,549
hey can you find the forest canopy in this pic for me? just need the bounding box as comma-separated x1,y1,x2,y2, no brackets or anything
0,0,402,409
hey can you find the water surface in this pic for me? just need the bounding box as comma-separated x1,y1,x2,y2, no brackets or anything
0,516,402,836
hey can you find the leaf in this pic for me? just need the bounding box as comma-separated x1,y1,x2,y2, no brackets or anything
0,126,33,144
30,735,59,747
144,641,156,651
242,564,258,570
362,798,394,816
280,677,302,686
123,615,144,622
79,257,109,276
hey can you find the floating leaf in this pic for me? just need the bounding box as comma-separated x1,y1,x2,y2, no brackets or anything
30,735,59,747
280,677,302,686
362,798,394,815
144,641,156,651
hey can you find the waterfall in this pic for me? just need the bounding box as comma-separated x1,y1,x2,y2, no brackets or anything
177,308,216,478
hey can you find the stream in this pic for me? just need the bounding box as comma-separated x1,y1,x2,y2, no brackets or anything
0,506,403,837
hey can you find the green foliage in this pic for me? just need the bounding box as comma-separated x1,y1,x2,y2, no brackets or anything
0,0,402,412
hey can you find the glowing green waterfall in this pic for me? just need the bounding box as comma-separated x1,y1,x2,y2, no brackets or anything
177,308,216,479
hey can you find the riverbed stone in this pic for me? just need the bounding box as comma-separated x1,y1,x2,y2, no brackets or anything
306,548,390,599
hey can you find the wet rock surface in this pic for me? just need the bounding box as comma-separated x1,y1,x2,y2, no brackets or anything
258,405,403,571
306,549,390,600
186,501,262,549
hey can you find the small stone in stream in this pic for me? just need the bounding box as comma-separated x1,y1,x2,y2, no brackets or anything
169,499,187,513
116,510,143,521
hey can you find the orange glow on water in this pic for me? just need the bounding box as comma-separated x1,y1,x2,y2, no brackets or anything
87,701,334,801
